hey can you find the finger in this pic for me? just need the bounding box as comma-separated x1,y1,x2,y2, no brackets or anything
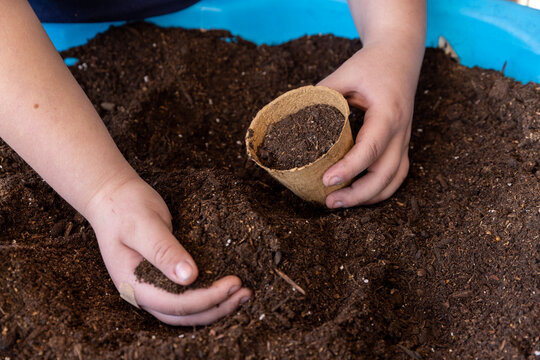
323,111,392,188
325,139,403,208
133,275,244,316
122,214,198,285
364,154,409,205
365,121,412,205
143,287,252,326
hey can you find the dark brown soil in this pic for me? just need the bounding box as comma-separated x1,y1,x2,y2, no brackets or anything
135,260,186,293
135,256,217,294
257,104,345,169
1,22,539,359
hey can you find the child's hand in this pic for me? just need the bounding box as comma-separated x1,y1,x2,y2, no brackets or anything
319,0,426,208
1,0,252,327
85,176,252,326
319,45,414,207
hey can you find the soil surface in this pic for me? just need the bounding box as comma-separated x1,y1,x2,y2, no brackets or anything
257,104,345,169
1,23,539,359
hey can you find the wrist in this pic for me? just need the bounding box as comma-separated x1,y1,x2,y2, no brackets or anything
361,28,425,64
349,0,426,46
349,0,426,62
361,19,425,48
82,166,141,226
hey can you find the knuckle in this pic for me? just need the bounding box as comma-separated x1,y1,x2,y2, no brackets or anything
152,240,175,267
335,153,358,180
401,157,410,177
160,302,188,317
171,303,188,316
396,155,410,184
397,167,409,185
379,98,412,134
380,171,395,188
348,184,367,206
355,134,381,164
388,94,408,114
389,98,406,119
340,152,356,173
365,139,381,163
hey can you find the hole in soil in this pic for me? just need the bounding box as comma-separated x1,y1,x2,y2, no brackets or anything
140,168,357,328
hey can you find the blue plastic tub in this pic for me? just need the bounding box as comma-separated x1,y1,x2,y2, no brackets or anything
43,0,540,83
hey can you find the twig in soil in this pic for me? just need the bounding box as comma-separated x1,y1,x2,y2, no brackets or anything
343,264,361,288
274,268,306,296
178,79,193,107
397,344,423,360
450,290,472,298
432,97,441,111
171,67,194,107
74,343,83,360
64,222,73,237
256,180,271,188
435,174,448,190
271,296,292,312
175,70,193,106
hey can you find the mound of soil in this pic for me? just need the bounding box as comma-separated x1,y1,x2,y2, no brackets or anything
1,23,538,359
257,104,345,169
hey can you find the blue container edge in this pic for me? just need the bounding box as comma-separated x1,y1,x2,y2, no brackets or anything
43,0,540,84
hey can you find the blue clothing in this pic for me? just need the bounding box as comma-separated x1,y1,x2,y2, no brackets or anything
29,0,199,22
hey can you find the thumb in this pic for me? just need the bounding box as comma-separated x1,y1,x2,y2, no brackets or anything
123,214,199,285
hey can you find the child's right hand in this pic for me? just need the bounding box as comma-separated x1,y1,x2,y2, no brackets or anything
84,175,252,326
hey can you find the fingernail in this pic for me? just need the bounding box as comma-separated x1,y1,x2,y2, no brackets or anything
175,261,193,282
327,176,343,187
333,201,344,208
240,296,250,305
228,285,240,296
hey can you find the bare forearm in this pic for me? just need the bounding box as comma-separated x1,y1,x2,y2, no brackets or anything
349,0,426,48
346,0,426,101
0,0,137,218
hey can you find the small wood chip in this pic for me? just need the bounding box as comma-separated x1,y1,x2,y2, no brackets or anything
435,174,448,190
64,222,73,237
450,290,472,298
50,221,65,237
100,102,115,111
398,344,423,360
274,268,306,295
273,251,282,266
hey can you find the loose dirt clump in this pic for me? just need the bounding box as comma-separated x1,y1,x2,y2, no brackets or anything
0,23,538,359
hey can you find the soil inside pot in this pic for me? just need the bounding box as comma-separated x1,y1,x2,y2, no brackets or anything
257,104,345,170
0,22,538,360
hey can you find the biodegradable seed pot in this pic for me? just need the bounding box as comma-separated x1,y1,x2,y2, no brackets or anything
246,85,354,205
